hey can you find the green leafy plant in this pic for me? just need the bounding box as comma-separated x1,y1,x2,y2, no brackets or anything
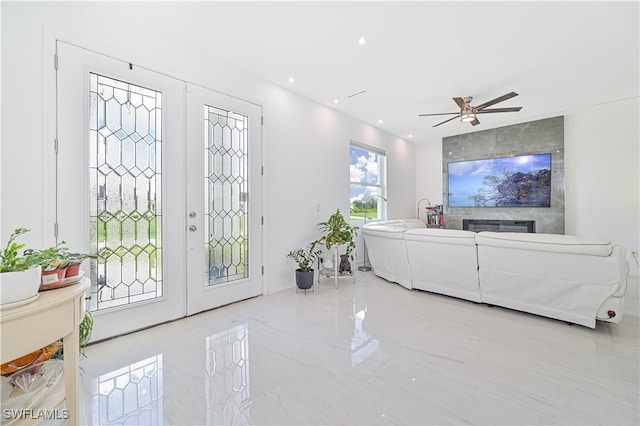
52,311,94,361
24,242,70,271
1,228,95,273
65,252,95,266
79,310,93,354
317,209,359,260
0,228,42,272
2,228,95,361
287,239,322,272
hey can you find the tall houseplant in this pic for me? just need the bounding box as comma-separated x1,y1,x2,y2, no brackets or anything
287,239,322,289
317,209,359,261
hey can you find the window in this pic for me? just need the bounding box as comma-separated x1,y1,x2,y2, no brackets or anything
349,142,386,221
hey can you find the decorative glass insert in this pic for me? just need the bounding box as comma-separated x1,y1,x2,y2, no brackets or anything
206,324,251,425
95,355,164,425
89,73,163,311
204,105,249,286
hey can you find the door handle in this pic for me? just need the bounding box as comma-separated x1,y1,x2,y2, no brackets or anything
189,225,197,232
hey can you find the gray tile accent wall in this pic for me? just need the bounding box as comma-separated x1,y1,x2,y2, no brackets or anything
442,116,565,234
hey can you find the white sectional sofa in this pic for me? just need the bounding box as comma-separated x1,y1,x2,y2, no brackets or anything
362,220,629,328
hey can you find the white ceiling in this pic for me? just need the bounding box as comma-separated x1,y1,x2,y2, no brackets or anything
123,1,639,143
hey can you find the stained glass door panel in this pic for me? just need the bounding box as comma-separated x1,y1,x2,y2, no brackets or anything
89,73,163,311
204,106,248,286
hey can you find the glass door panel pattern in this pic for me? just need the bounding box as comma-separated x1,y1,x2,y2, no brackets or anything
206,324,251,425
89,73,163,311
204,105,249,286
95,355,164,425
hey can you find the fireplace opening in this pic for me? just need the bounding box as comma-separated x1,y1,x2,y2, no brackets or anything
463,219,536,233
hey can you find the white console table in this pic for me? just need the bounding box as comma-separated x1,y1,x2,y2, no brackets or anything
1,278,89,425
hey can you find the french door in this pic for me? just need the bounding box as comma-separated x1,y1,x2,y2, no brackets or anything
185,84,262,315
56,42,262,341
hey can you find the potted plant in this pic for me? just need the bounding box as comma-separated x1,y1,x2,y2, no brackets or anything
287,239,322,290
64,252,95,278
317,209,359,269
0,228,43,306
24,242,70,285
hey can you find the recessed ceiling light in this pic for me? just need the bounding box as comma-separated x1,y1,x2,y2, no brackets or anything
358,37,367,45
408,134,413,138
288,77,294,83
334,99,339,104
378,120,383,124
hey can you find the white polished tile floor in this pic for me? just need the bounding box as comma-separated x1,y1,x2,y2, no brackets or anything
78,272,640,425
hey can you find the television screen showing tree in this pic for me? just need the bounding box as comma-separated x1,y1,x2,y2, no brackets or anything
447,153,551,207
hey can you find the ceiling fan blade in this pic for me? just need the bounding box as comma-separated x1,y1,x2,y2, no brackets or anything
475,92,519,110
418,112,459,117
475,106,523,114
470,117,480,126
453,97,470,110
432,115,460,128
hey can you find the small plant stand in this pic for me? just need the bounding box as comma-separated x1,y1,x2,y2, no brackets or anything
317,246,355,289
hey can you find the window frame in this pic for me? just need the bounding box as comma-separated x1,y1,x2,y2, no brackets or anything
349,140,387,223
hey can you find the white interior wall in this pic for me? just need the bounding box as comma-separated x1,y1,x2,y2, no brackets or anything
564,99,640,276
415,101,640,277
0,2,415,294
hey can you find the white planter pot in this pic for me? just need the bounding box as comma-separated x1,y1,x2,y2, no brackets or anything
0,266,42,306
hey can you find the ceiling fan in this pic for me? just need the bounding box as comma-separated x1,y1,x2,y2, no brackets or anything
419,91,522,128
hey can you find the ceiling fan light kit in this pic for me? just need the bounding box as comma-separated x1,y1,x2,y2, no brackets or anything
460,108,476,122
419,91,523,128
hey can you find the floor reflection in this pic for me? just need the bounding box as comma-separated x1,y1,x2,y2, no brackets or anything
94,355,163,425
78,274,638,425
351,303,380,368
205,323,251,425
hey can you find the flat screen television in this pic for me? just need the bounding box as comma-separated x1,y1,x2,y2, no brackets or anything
447,153,551,207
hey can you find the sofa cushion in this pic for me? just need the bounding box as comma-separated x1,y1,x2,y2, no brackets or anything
404,228,477,246
475,231,613,256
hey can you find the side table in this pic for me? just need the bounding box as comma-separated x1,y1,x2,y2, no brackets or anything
1,278,90,425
